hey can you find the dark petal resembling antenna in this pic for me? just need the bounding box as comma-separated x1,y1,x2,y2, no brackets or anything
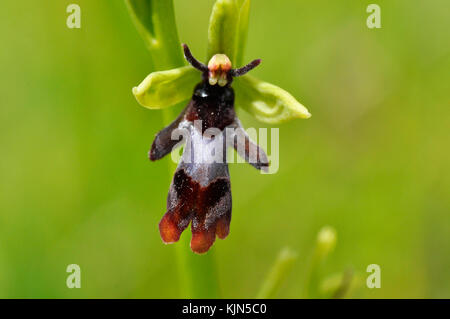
231,59,261,77
182,44,208,72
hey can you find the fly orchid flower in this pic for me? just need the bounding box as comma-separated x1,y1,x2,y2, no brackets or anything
127,0,310,254
150,44,268,253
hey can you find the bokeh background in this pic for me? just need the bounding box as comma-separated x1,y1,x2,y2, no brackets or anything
0,0,449,298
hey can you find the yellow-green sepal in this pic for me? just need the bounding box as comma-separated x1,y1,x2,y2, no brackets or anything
207,0,239,63
132,66,199,109
234,75,311,124
234,0,251,67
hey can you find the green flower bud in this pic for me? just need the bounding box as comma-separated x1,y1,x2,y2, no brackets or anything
316,226,337,260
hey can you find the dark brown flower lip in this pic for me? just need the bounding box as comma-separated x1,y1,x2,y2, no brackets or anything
159,168,231,254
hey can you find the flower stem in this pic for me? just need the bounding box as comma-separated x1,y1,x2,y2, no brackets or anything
303,226,337,298
163,110,220,299
126,0,220,298
256,247,297,298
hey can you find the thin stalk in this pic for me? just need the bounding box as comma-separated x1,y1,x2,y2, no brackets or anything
126,0,220,298
162,108,220,299
256,247,297,299
303,226,337,298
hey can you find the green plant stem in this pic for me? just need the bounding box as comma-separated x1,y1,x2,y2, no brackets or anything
163,109,220,299
256,247,297,298
303,226,337,298
126,0,183,69
126,0,220,298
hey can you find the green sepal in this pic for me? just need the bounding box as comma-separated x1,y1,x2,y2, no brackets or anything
207,0,240,63
132,66,199,109
234,75,311,124
234,0,251,67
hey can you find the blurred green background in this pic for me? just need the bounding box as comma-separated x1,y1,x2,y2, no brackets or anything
0,0,449,298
